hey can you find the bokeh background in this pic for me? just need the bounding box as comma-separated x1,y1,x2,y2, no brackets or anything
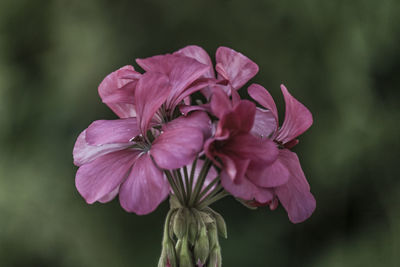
1,0,399,266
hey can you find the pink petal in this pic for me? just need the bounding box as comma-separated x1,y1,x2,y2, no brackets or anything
246,152,290,188
98,65,140,118
221,172,273,203
75,149,139,204
248,84,278,128
219,100,256,134
86,118,140,145
151,127,204,170
136,54,210,110
251,108,277,138
179,103,211,116
119,153,169,215
217,153,250,182
73,130,131,166
163,111,212,139
135,72,171,134
210,89,232,119
275,149,316,223
276,85,313,144
215,47,259,89
98,185,120,203
174,45,215,78
223,133,278,165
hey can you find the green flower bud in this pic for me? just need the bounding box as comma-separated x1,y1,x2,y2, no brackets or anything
211,210,227,239
208,245,222,267
158,237,177,267
188,209,198,246
207,221,219,250
173,208,188,239
178,237,194,267
194,224,209,265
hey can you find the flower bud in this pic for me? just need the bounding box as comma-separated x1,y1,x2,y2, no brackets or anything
194,224,209,265
208,245,222,267
158,238,177,267
211,210,227,239
207,222,219,250
173,208,188,239
178,237,194,267
188,209,198,246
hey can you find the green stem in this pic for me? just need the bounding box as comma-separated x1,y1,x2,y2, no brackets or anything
196,176,220,203
173,169,186,203
183,166,190,203
188,157,198,203
189,158,211,207
197,191,229,210
165,170,184,204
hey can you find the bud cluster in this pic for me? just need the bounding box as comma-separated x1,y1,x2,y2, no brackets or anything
158,197,227,267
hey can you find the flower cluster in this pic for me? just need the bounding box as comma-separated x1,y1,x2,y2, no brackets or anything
73,45,316,266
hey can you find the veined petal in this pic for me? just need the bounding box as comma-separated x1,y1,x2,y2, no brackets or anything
174,45,215,78
75,149,139,204
119,153,169,215
163,111,212,139
248,84,278,128
275,149,316,223
98,65,140,118
135,72,171,134
151,127,204,170
86,118,140,145
276,85,313,144
73,130,131,166
215,47,259,89
179,103,211,116
98,185,120,203
251,108,277,138
221,172,273,203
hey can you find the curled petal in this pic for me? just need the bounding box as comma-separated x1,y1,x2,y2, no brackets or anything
86,118,140,145
248,84,278,128
73,130,131,166
275,149,316,223
210,89,232,119
276,85,313,144
215,47,259,89
151,127,204,170
98,65,140,118
135,72,171,134
119,153,169,215
75,149,139,204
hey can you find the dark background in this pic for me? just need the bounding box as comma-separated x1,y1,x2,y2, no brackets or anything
1,0,399,266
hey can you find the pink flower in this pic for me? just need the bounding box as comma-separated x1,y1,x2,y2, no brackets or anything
204,90,278,203
73,53,212,214
248,84,316,223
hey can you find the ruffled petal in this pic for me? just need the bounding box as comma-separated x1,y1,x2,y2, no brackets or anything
219,100,256,134
135,72,171,134
251,108,277,138
163,111,212,139
75,149,139,204
85,118,140,145
98,65,140,118
73,130,131,166
210,89,232,119
275,149,316,223
221,172,273,203
248,84,278,128
119,153,169,215
151,127,204,170
276,85,313,144
217,153,250,182
215,47,259,89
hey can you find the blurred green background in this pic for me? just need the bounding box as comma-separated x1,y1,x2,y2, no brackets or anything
1,0,399,266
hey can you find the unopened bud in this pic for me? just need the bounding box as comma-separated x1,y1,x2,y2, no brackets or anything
178,237,194,267
207,222,219,250
188,209,198,246
173,208,188,239
208,245,222,267
194,224,209,265
211,210,227,239
158,238,177,267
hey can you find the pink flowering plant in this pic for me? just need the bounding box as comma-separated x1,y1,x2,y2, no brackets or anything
73,45,316,267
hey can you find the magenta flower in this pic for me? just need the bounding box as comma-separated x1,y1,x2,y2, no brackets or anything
248,84,316,223
204,90,278,203
73,54,212,215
